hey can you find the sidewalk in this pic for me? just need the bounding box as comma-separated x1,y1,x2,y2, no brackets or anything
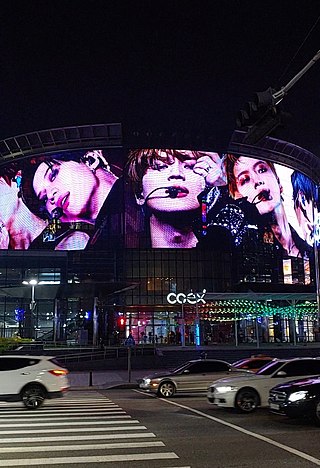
68,368,162,390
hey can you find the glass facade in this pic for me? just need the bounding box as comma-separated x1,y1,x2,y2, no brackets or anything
0,248,317,346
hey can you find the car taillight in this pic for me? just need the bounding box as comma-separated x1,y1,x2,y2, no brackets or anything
48,369,68,376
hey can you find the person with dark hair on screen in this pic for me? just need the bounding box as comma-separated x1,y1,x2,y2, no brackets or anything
125,148,226,248
291,170,319,246
20,150,119,250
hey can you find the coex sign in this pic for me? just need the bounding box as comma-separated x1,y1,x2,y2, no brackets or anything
166,289,207,305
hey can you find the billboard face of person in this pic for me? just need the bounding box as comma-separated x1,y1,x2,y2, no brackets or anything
224,154,316,256
232,157,282,216
138,154,206,213
291,170,319,247
127,149,226,248
33,160,102,223
295,195,315,246
0,149,120,251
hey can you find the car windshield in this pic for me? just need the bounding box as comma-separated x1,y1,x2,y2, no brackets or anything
256,361,284,375
233,359,247,367
171,362,192,374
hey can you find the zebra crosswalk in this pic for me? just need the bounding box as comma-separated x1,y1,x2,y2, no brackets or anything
0,391,189,467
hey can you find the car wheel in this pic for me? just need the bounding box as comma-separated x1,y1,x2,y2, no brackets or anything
21,385,46,410
235,388,259,413
313,400,320,426
158,381,176,398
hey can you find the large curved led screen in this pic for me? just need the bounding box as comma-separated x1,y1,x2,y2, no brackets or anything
0,148,318,262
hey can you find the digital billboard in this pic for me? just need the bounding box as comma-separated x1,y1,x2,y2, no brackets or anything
0,148,318,262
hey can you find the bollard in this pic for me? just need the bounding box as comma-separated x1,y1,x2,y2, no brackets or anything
89,371,93,387
128,347,132,383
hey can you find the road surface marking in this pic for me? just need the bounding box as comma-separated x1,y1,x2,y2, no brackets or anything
135,391,320,467
0,432,156,443
0,441,165,453
0,417,135,427
0,415,128,422
0,424,147,434
0,452,179,466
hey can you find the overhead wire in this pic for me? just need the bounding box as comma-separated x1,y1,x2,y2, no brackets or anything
276,14,320,87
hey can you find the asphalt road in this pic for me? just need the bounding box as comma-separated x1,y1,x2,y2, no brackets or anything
0,389,319,467
105,389,320,468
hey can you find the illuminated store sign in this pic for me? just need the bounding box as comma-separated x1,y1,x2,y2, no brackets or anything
166,290,207,305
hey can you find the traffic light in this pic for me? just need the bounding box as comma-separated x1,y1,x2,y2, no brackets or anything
236,87,275,129
243,108,285,144
236,87,290,144
254,87,276,108
117,316,126,331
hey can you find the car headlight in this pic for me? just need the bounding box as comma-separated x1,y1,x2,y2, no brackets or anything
215,386,238,393
288,391,308,402
144,378,151,385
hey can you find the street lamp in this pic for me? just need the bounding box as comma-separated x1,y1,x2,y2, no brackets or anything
22,279,38,338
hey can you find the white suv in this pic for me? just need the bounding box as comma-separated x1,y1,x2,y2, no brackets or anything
0,355,69,409
207,357,320,413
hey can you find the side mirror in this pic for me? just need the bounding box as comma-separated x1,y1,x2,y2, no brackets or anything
275,370,287,377
183,369,190,374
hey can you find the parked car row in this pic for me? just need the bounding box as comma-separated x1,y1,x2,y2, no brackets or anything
139,355,274,397
139,356,320,426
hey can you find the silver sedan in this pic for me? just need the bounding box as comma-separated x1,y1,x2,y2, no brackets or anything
139,359,252,398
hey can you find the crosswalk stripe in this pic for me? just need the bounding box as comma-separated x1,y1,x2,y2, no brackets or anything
46,401,116,404
0,417,133,427
0,415,128,422
0,432,157,444
0,452,179,466
46,400,115,406
43,404,119,408
45,399,115,403
0,441,165,453
49,396,113,400
0,424,147,434
0,408,125,416
44,401,117,404
51,399,110,401
0,410,125,417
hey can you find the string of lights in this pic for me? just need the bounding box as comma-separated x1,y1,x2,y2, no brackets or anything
197,300,318,321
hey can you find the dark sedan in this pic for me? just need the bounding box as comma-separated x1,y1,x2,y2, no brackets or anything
269,376,320,425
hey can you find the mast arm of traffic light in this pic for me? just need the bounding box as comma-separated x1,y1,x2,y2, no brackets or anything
272,49,320,105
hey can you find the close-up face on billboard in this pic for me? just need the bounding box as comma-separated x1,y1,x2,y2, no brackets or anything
0,147,318,259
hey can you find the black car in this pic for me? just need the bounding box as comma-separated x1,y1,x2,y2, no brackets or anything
269,376,320,425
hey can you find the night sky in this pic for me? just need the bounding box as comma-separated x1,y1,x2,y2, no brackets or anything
1,1,320,154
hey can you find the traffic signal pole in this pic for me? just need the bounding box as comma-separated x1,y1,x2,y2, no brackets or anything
272,49,320,105
236,48,320,338
237,49,320,144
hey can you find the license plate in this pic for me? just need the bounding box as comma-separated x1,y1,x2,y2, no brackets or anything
270,403,280,410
